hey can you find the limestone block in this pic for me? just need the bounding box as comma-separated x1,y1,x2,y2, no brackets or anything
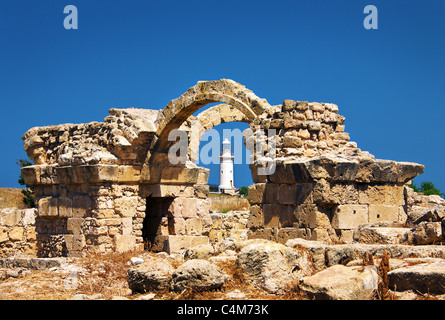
58,197,73,218
94,209,119,219
355,160,423,184
114,234,136,252
91,226,108,236
121,218,133,235
185,218,203,235
0,227,8,243
114,196,138,217
8,227,23,241
304,157,358,182
248,183,265,204
307,121,322,131
331,205,368,229
117,165,141,182
313,180,359,206
299,265,378,300
164,235,209,254
262,204,294,228
67,218,83,235
196,199,210,219
294,204,331,229
395,162,425,184
21,165,40,186
247,205,263,229
37,198,50,217
22,209,36,226
358,185,405,206
73,195,93,217
0,208,22,227
264,183,279,203
247,228,278,242
182,198,199,219
65,234,86,252
48,198,58,217
310,228,331,242
282,100,296,112
249,163,268,184
209,229,224,243
94,165,120,182
337,229,354,243
368,205,406,224
168,217,186,235
296,101,309,111
282,136,303,148
159,167,204,185
298,129,311,139
277,227,310,244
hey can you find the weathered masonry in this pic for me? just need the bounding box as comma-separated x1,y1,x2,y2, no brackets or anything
21,79,424,257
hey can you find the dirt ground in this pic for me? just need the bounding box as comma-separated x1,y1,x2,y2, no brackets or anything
1,249,443,301
0,250,294,301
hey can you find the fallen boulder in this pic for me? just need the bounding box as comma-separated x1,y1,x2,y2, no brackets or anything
388,259,445,294
127,258,175,293
353,226,411,244
410,222,443,245
299,264,378,300
236,240,313,294
170,259,229,292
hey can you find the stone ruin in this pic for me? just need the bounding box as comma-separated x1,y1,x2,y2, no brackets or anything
20,79,425,258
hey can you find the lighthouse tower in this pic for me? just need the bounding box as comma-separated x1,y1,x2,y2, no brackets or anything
218,138,236,195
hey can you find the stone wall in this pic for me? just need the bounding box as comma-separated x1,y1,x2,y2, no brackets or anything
0,208,37,257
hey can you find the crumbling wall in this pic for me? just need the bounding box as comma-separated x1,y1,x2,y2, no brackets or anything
247,99,424,244
0,208,37,257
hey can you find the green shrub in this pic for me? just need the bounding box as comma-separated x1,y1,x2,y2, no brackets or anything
17,159,35,208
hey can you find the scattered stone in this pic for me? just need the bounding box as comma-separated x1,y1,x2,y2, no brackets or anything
70,293,104,300
134,293,156,300
225,289,247,299
111,296,130,300
6,269,20,278
130,257,144,266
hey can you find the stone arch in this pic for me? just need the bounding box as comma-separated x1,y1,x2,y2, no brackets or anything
183,103,250,162
149,79,271,156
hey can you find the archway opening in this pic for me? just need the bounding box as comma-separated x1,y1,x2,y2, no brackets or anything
196,121,252,212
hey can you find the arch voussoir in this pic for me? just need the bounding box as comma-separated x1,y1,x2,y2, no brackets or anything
151,79,271,157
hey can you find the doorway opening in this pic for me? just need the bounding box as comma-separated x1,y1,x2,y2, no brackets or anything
142,196,174,250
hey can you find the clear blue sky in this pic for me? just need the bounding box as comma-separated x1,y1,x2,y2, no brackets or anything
0,0,444,192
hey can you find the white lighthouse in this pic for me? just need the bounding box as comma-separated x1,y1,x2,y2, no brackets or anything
218,138,236,194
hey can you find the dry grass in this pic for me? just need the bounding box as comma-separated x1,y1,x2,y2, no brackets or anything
0,188,26,209
0,250,141,300
209,193,249,212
